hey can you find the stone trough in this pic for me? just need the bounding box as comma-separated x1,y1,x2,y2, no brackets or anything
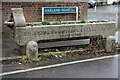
15,21,116,46
4,8,116,57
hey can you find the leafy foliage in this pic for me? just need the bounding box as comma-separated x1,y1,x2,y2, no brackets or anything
26,20,106,27
42,20,51,25
80,20,86,23
51,21,62,25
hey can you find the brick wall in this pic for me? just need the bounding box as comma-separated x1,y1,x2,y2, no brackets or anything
1,2,88,56
2,2,88,22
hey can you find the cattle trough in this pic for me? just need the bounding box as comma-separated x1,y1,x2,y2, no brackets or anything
4,8,116,57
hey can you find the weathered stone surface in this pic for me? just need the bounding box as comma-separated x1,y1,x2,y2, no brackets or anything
12,8,26,27
106,36,116,52
15,21,116,46
26,41,38,57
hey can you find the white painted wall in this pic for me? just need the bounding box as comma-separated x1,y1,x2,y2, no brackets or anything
107,0,118,4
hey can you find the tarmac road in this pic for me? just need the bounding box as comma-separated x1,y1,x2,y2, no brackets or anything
87,5,120,44
87,5,118,21
2,55,119,78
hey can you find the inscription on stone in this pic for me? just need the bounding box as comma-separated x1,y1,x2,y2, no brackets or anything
23,28,80,38
15,22,116,46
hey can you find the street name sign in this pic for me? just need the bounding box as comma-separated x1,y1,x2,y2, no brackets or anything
42,7,78,21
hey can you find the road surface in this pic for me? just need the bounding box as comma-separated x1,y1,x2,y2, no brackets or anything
2,55,119,78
